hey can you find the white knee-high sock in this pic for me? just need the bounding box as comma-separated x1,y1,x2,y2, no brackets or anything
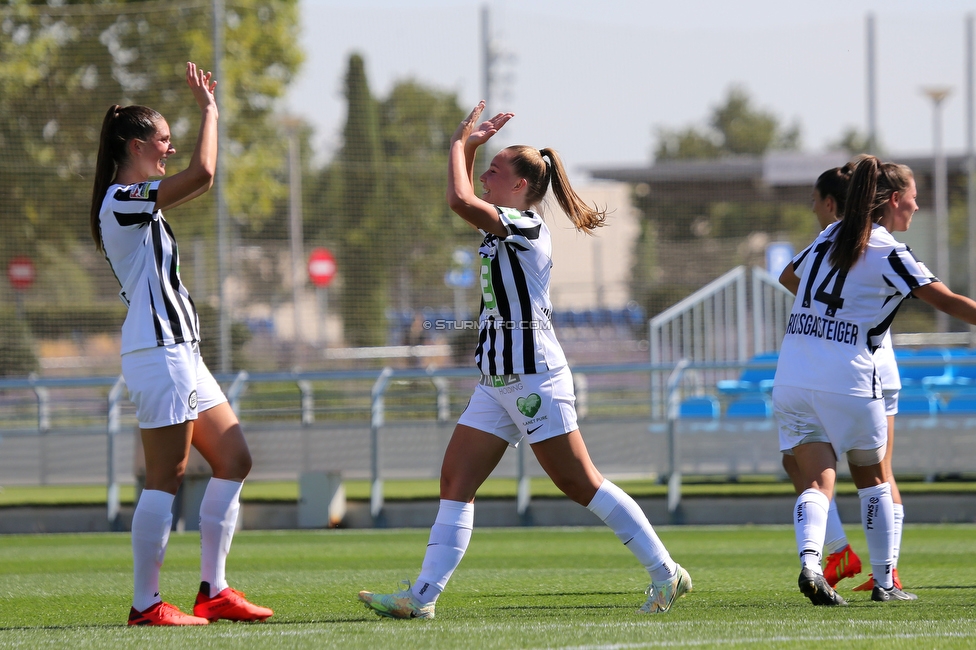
858,482,894,589
823,498,848,555
892,502,904,568
131,489,174,611
794,488,829,572
199,478,244,597
413,500,474,604
587,479,675,582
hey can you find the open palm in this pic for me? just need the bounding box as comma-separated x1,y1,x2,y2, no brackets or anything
468,112,513,146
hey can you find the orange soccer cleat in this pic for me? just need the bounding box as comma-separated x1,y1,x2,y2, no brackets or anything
193,582,274,622
851,567,903,592
823,544,862,587
128,601,210,626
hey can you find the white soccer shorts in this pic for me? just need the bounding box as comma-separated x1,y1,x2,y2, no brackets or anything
122,341,227,429
772,385,887,456
457,364,579,446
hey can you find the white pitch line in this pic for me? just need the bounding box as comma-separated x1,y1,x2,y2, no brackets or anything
559,631,976,650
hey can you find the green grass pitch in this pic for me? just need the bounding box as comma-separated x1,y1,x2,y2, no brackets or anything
0,524,974,649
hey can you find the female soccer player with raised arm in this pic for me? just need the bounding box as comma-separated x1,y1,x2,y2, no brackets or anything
781,164,910,592
774,155,976,605
358,102,691,618
90,62,272,626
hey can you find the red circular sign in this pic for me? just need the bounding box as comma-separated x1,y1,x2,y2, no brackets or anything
307,248,336,288
7,256,35,291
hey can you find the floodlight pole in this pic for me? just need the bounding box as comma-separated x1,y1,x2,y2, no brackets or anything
213,0,231,372
866,13,878,152
480,5,496,173
967,15,976,345
285,117,305,351
923,87,952,333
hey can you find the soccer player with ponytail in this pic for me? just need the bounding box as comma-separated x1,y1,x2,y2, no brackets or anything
91,62,272,626
774,155,976,605
358,102,691,619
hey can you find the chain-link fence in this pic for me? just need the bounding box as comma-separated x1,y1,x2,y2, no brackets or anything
1,1,964,384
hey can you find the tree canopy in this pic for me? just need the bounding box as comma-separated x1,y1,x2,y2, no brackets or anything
307,54,469,347
0,0,302,293
654,86,801,161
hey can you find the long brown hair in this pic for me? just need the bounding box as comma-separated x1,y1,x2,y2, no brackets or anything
814,162,854,214
89,104,162,251
831,155,913,271
505,145,607,234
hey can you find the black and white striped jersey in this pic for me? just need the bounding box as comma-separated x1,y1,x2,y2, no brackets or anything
99,180,200,354
774,222,935,398
474,207,567,375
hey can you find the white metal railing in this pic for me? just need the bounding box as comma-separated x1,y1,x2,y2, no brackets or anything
649,266,794,418
5,355,976,526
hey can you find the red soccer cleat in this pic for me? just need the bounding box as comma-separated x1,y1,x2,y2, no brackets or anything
128,601,210,626
193,582,273,622
823,544,862,587
851,568,903,592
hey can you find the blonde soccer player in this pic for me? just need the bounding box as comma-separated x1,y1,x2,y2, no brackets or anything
358,102,691,618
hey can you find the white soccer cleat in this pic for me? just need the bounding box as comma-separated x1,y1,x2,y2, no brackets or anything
358,580,435,619
639,564,692,614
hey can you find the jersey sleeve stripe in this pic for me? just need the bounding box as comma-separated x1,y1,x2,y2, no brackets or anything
791,243,813,270
886,249,933,290
113,210,153,227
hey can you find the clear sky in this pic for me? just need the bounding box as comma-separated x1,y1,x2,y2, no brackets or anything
285,0,975,177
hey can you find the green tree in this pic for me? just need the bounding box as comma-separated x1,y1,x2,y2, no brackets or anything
831,126,878,156
377,81,468,312
654,86,801,161
331,53,388,347
0,0,302,289
308,58,472,347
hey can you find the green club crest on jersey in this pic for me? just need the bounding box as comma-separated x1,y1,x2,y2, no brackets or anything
516,393,542,418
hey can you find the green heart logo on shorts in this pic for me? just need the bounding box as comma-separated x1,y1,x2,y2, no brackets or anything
517,393,542,418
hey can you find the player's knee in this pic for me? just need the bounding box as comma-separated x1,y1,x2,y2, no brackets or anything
551,474,598,506
211,448,251,479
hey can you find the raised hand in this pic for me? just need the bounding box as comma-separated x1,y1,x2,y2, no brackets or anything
453,101,513,147
185,61,218,117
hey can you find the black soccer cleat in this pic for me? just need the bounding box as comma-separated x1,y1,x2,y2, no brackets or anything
798,567,848,606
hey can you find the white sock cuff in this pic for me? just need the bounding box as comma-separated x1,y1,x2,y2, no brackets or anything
586,479,621,520
137,490,175,517
799,488,829,513
204,477,244,502
857,483,891,500
434,500,474,529
892,502,904,518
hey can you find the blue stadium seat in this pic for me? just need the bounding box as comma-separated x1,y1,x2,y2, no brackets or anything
946,348,976,386
551,310,571,328
896,348,952,389
625,303,646,327
895,393,940,416
942,390,976,415
716,352,779,395
678,396,720,419
725,395,773,419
